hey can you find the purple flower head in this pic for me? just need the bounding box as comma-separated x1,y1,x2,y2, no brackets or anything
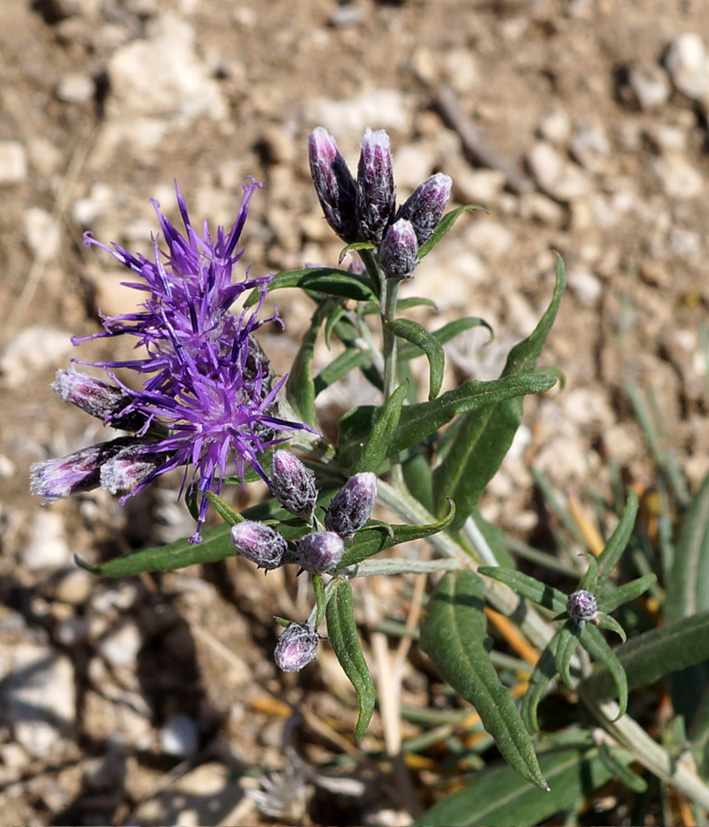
295,531,344,574
308,127,358,243
396,172,452,246
566,589,598,623
325,471,378,537
274,622,319,672
356,128,396,246
30,437,139,501
271,450,317,519
33,181,312,542
231,521,288,570
379,219,419,281
52,367,148,431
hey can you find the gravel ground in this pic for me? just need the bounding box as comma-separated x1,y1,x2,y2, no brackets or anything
0,1,708,824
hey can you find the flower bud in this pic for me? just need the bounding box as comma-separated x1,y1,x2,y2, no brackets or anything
396,172,452,245
230,521,288,570
566,589,597,623
355,128,396,245
274,622,319,672
379,219,419,280
271,450,317,519
325,471,377,537
99,445,169,495
30,437,136,502
308,127,358,243
295,531,344,573
52,367,147,431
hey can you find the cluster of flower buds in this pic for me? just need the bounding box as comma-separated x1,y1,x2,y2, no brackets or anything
309,127,452,280
225,458,378,671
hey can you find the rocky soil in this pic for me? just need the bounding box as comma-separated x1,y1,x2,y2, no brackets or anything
0,0,708,824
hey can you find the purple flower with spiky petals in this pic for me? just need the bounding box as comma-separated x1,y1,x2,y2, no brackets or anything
31,180,313,542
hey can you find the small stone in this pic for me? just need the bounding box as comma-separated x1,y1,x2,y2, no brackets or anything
159,714,199,757
527,142,592,201
22,511,70,570
538,106,572,144
24,208,61,261
27,137,63,177
627,63,671,110
665,32,709,105
569,126,610,173
99,623,142,667
55,568,93,605
329,3,362,27
651,152,704,199
394,144,436,191
55,72,95,103
0,141,28,185
465,219,513,261
568,268,603,307
303,89,410,141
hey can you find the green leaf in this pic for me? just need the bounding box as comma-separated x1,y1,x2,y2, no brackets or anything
323,303,347,347
337,501,456,569
398,317,493,362
597,573,657,614
336,373,556,470
597,743,647,793
204,491,244,526
417,205,484,260
578,623,628,719
420,570,548,789
285,305,324,428
578,555,598,592
431,255,566,528
581,608,709,700
666,469,709,622
326,578,376,740
594,613,627,642
402,451,435,513
245,267,377,306
416,745,621,827
313,347,373,396
521,635,560,733
387,318,444,400
478,566,567,614
76,523,235,577
555,622,581,688
361,296,437,316
596,489,639,593
352,380,409,474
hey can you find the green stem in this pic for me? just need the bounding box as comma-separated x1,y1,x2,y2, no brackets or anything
380,276,403,487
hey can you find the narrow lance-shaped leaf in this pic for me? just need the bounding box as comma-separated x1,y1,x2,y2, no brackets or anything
579,622,628,719
479,566,568,614
597,573,657,614
352,380,409,475
432,255,566,529
521,635,560,733
285,304,325,428
420,570,548,790
244,267,377,306
337,373,556,470
581,608,709,700
666,468,709,622
387,318,444,400
416,745,624,827
337,500,456,569
398,316,493,362
417,204,484,260
313,347,373,397
596,489,639,593
555,622,581,688
326,578,376,740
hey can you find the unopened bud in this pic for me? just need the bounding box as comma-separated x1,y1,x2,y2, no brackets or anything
396,172,452,245
271,450,317,519
99,445,168,495
308,127,358,243
53,367,147,431
379,219,419,280
230,521,288,570
30,438,135,502
566,589,597,623
274,622,319,672
356,128,396,245
325,472,377,537
296,531,344,573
